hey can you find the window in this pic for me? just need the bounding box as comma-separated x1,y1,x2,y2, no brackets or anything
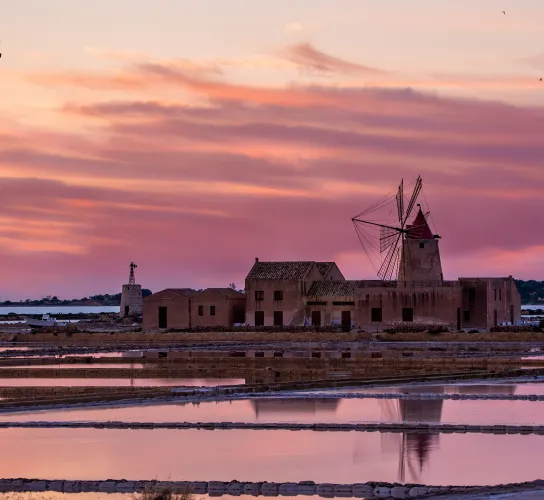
210,305,216,316
402,307,414,322
255,290,264,301
333,301,355,306
371,307,383,322
499,289,502,301
464,311,471,322
307,301,327,306
494,289,497,301
420,242,425,249
273,290,283,301
198,305,204,316
273,311,283,326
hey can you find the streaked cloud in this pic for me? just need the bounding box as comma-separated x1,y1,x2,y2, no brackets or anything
2,40,544,298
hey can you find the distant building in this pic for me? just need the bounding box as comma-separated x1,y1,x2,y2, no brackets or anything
244,260,344,327
143,287,245,331
120,262,142,317
141,177,521,332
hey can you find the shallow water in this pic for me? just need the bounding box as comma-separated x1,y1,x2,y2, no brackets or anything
297,380,544,396
0,428,541,486
3,395,544,426
0,378,243,387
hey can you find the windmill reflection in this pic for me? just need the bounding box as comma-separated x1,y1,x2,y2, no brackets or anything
375,383,516,483
379,386,444,484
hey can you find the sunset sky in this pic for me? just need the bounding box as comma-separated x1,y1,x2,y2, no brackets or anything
1,0,544,299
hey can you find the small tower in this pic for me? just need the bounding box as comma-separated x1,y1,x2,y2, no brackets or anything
398,206,443,282
120,262,143,317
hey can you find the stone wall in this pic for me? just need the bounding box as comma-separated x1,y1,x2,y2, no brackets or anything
0,477,541,498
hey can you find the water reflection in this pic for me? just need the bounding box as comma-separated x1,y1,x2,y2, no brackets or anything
372,387,444,483
252,398,340,419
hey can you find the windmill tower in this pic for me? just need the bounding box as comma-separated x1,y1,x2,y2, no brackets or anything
120,262,142,317
352,176,443,282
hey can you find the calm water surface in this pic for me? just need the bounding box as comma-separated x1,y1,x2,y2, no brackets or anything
297,380,544,395
3,396,544,425
0,378,243,387
0,428,541,486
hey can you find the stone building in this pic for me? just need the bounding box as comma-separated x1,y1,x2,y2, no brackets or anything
190,288,246,328
142,288,197,330
120,262,142,317
244,259,344,327
142,287,245,331
244,209,520,331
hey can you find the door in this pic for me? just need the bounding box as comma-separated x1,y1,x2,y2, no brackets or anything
124,305,130,317
510,305,514,325
494,309,498,327
456,307,461,331
273,311,283,326
158,306,168,329
255,310,265,326
311,310,321,326
341,311,351,332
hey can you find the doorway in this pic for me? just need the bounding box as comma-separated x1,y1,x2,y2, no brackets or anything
158,306,168,329
311,310,321,326
456,307,461,331
255,310,265,326
341,311,351,332
124,305,130,317
494,309,498,327
273,311,283,326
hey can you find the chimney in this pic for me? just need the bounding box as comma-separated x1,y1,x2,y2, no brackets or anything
255,257,259,263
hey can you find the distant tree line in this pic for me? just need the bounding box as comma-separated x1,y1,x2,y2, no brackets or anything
515,280,544,305
0,289,152,306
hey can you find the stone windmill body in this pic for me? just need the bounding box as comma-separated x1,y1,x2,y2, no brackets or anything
120,262,142,317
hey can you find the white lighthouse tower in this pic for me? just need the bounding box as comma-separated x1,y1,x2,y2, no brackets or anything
120,262,142,317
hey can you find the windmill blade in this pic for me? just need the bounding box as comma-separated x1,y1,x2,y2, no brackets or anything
396,179,404,225
378,232,402,280
380,226,398,253
403,176,422,226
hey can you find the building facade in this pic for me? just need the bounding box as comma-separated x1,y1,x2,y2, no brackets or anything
143,287,245,331
244,259,344,327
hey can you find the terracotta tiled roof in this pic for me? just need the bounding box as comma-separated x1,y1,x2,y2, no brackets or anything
246,261,315,281
315,262,335,277
307,280,357,297
167,288,198,297
407,208,434,239
202,288,244,298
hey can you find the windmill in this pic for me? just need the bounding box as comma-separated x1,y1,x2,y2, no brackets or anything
351,176,441,281
129,262,138,285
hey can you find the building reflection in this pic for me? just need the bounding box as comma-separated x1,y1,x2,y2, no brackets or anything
376,383,517,482
251,398,340,418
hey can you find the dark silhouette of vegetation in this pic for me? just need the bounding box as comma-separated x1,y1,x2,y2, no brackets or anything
0,289,152,307
515,279,544,305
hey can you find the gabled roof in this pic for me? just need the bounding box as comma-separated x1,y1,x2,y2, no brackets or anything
315,262,335,277
246,261,315,281
199,288,244,298
307,280,357,297
407,208,434,239
166,288,198,297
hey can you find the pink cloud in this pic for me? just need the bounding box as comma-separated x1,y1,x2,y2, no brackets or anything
2,54,544,298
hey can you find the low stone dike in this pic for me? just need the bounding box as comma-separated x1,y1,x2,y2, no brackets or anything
0,478,542,498
247,392,544,402
2,420,544,435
